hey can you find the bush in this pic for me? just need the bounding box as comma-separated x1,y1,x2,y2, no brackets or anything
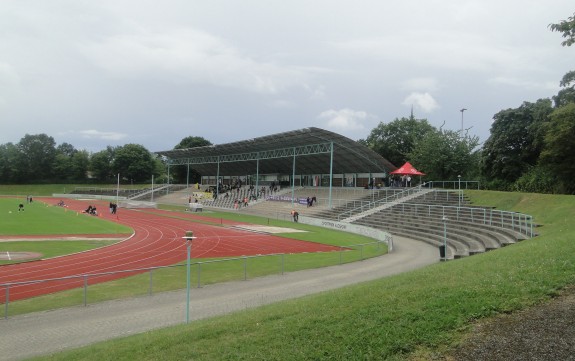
513,165,556,194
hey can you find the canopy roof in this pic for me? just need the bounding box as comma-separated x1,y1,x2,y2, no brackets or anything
156,127,396,176
389,162,425,176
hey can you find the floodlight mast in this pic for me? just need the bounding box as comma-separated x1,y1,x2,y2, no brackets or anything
182,231,196,324
460,108,467,135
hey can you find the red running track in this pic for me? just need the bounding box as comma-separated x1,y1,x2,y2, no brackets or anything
0,198,341,302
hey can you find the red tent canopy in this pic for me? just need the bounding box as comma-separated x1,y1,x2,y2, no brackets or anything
389,162,425,176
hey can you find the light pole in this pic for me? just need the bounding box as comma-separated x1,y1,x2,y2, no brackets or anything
442,216,448,261
460,108,467,135
458,174,462,208
182,230,196,324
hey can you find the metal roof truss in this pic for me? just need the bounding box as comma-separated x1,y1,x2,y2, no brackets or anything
166,142,332,166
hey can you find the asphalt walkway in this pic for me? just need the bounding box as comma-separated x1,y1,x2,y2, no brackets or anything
0,236,438,361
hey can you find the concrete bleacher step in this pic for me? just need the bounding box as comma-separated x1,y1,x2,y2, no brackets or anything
377,203,531,240
357,222,461,259
361,210,519,250
355,216,484,256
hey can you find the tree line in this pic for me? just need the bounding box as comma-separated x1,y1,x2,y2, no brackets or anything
0,135,212,185
1,12,573,193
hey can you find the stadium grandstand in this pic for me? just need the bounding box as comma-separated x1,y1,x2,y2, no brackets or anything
155,127,397,207
153,127,534,260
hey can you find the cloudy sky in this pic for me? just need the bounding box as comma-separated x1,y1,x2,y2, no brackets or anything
0,1,572,153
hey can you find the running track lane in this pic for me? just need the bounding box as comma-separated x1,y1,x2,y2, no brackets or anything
0,199,342,302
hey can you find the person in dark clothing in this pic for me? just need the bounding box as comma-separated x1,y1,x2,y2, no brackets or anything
291,210,299,222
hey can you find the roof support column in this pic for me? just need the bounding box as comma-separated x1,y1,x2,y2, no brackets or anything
329,142,334,208
166,164,170,195
256,153,260,199
186,162,190,192
216,157,220,197
292,147,296,206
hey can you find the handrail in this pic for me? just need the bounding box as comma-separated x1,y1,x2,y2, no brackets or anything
337,185,427,221
353,200,534,238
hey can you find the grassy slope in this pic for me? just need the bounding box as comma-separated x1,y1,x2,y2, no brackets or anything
30,190,575,360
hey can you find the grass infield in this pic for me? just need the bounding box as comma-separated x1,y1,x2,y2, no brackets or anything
0,198,132,264
0,198,132,236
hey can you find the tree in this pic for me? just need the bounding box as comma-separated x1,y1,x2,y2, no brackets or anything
112,144,155,183
90,147,116,181
53,153,74,180
365,116,435,167
550,14,575,107
539,103,575,193
52,143,80,180
481,99,553,186
0,143,20,183
549,12,575,47
409,129,480,181
57,142,77,157
70,150,90,181
174,136,212,150
16,134,57,182
172,136,212,184
553,70,575,107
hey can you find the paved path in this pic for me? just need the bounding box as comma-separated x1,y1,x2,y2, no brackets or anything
0,237,438,361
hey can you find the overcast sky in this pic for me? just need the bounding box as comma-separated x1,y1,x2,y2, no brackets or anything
1,1,573,154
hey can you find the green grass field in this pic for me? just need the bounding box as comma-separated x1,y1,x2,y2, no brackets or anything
23,190,575,361
0,197,132,264
0,198,132,236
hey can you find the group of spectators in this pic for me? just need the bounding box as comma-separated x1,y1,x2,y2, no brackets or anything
366,175,413,189
109,202,118,214
83,205,98,216
233,197,250,209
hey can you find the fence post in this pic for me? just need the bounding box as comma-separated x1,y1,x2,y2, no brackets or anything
339,246,343,264
197,262,202,288
244,257,248,281
83,275,88,306
148,269,153,296
4,285,9,319
361,245,364,260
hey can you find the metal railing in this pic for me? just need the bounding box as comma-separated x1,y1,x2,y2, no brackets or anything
329,187,533,238
365,201,534,238
337,186,428,221
426,180,481,190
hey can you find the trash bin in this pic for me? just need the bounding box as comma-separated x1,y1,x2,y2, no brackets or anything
439,245,446,259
